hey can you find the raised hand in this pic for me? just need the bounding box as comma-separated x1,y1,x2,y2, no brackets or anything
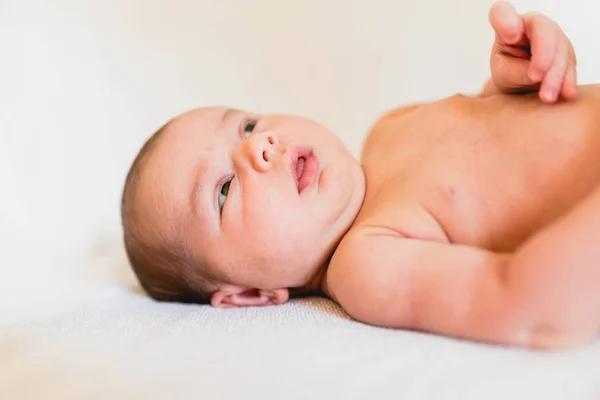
488,1,577,103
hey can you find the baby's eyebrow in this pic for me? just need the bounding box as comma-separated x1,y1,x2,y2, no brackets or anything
218,108,240,130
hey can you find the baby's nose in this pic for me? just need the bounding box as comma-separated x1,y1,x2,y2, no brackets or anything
246,131,282,172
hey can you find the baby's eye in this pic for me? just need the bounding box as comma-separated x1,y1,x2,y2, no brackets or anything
242,119,257,139
218,177,232,212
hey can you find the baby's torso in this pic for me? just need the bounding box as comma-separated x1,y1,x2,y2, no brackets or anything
355,85,600,252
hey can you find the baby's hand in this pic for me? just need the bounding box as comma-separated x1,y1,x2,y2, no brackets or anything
488,1,577,103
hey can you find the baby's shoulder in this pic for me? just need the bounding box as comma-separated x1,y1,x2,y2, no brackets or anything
323,196,450,303
323,227,411,323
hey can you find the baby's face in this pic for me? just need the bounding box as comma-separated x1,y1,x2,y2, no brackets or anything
140,107,364,294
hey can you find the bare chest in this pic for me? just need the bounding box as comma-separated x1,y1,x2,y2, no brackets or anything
357,89,600,251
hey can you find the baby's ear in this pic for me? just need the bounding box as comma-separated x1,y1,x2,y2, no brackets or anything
210,287,289,308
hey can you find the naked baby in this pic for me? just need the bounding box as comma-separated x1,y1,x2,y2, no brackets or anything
121,1,600,349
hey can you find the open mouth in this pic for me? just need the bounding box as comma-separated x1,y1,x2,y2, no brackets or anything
290,147,319,194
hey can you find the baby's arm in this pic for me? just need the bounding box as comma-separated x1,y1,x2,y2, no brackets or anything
330,186,600,348
481,1,577,103
330,235,518,345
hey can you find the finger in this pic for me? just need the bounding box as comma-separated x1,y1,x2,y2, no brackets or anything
561,40,578,100
561,61,578,100
523,13,559,82
540,39,569,103
489,1,525,45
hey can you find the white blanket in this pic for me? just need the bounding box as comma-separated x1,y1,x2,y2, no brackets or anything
2,271,599,400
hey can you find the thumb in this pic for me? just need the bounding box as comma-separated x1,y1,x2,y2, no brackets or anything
491,52,540,92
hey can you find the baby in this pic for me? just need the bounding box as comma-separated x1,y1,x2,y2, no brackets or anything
121,1,600,349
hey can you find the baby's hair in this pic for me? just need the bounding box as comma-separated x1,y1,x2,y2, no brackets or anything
121,121,221,304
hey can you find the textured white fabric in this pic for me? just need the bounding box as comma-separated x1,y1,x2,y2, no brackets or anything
2,277,600,400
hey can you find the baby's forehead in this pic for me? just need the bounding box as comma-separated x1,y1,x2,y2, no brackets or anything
168,107,231,133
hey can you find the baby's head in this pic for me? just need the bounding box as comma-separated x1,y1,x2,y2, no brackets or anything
121,107,365,307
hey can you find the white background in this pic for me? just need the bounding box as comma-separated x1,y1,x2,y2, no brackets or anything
1,0,599,323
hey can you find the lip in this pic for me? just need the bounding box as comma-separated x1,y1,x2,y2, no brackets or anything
287,146,319,195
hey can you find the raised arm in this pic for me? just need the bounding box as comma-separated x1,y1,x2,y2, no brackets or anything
481,1,578,103
329,187,600,349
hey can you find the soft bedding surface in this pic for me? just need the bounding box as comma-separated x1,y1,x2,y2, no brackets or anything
2,281,600,400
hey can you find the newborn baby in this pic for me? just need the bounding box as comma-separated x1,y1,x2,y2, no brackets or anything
121,1,600,349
